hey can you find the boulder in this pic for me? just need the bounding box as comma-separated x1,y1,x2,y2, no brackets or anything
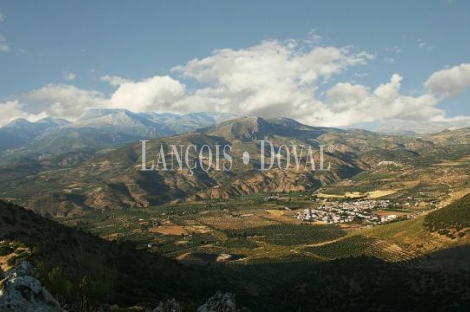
0,261,65,312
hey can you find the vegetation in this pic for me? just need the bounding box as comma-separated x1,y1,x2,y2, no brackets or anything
226,224,345,246
304,235,376,259
425,193,470,238
0,200,228,310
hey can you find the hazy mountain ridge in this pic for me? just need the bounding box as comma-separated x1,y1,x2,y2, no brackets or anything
351,118,470,135
3,116,470,216
2,118,470,310
0,117,69,152
0,110,238,163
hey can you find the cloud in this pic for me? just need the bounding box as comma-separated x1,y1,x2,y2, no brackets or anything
0,10,4,22
100,75,131,86
2,38,468,128
313,74,443,126
417,38,432,49
173,41,373,85
63,72,76,81
16,75,186,120
168,40,446,126
171,40,374,118
21,84,108,119
0,101,47,127
109,75,186,111
425,63,470,98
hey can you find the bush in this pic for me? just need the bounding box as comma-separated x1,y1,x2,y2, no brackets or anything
425,194,470,237
0,245,14,256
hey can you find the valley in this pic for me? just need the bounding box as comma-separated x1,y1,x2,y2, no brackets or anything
1,116,470,310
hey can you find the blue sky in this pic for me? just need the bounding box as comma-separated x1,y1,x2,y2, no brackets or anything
0,0,470,127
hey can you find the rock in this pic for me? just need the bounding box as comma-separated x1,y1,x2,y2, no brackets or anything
197,291,237,312
152,298,182,312
0,261,65,312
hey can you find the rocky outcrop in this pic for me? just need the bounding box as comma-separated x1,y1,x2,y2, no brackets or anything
150,292,244,312
0,261,65,312
152,298,182,312
197,291,237,312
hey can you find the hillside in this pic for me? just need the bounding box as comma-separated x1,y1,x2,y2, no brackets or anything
0,200,229,310
425,193,470,239
2,199,470,311
3,119,470,217
0,117,368,215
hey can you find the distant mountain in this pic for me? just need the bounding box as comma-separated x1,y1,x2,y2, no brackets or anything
3,115,470,215
1,116,439,215
0,117,69,152
426,127,470,144
140,111,238,134
71,109,237,137
0,110,238,162
352,119,470,135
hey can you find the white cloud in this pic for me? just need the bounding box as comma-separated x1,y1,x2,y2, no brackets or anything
425,63,470,98
171,40,374,119
312,74,443,126
0,101,47,127
16,75,186,120
0,10,4,22
173,41,372,85
21,84,108,119
63,72,76,81
100,75,131,86
417,38,432,49
3,38,468,128
109,75,186,112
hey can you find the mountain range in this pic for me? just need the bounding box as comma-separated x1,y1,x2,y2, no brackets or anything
2,112,470,310
1,114,470,217
0,110,237,163
350,118,470,135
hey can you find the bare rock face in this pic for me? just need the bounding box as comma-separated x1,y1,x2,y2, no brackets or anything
149,291,248,312
197,291,237,312
152,298,183,312
0,261,65,312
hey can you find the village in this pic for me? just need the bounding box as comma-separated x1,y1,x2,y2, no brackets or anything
296,199,400,225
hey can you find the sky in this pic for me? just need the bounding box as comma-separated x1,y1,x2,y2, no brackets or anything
0,0,470,128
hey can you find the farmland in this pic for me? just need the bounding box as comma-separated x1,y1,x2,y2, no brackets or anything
51,145,470,267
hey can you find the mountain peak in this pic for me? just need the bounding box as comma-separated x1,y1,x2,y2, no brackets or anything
3,118,33,129
202,116,272,141
36,117,70,127
76,108,134,122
